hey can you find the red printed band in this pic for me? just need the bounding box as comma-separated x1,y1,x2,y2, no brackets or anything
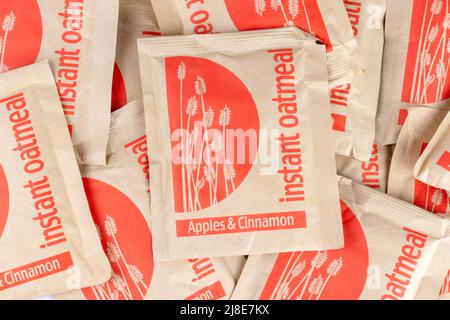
437,151,450,171
185,281,226,300
0,252,73,291
176,211,306,237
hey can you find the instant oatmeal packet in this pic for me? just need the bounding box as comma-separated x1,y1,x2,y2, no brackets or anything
56,100,245,300
414,111,450,191
150,0,357,86
388,107,450,300
331,0,385,161
232,177,450,300
138,28,343,261
0,62,110,299
0,0,119,165
112,0,160,111
388,107,449,214
336,144,392,192
376,0,450,145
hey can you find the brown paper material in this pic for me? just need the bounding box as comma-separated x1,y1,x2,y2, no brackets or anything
138,28,343,261
232,177,450,300
0,0,119,165
0,62,110,299
336,144,392,192
376,0,450,145
414,111,450,190
331,0,385,161
112,0,160,111
56,100,245,300
150,0,356,86
388,107,448,214
388,107,450,299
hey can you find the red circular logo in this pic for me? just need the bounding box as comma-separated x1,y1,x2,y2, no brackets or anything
224,0,332,51
0,0,42,72
0,164,9,238
165,56,260,213
111,63,127,112
81,178,154,300
259,200,369,300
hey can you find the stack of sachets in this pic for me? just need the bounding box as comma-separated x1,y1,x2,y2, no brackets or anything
0,0,449,301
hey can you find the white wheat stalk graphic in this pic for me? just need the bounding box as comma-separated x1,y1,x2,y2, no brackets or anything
289,251,328,300
185,96,198,212
437,8,450,100
193,76,218,209
106,242,121,264
255,0,267,16
413,1,438,103
0,11,15,73
271,0,282,11
213,106,231,202
410,0,430,102
288,0,299,19
223,159,236,195
104,216,148,299
431,189,444,213
177,62,188,213
127,264,147,298
111,273,132,300
307,274,324,300
270,252,303,300
202,106,216,204
316,257,344,300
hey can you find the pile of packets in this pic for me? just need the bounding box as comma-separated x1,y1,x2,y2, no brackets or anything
1,0,450,301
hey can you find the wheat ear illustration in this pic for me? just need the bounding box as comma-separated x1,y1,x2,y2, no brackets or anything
111,273,132,300
127,264,147,298
185,96,198,212
104,216,148,299
273,254,305,299
223,159,236,194
431,189,444,213
270,252,301,299
437,9,450,100
0,11,15,73
414,3,439,103
288,0,299,19
202,106,216,205
255,0,267,16
316,257,344,300
177,62,188,213
271,0,282,11
214,106,231,201
193,76,218,208
104,219,133,298
410,0,430,102
307,274,324,300
289,251,328,300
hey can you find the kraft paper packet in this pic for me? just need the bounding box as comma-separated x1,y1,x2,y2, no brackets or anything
388,107,449,215
0,0,119,165
232,177,450,300
414,111,450,191
376,0,450,145
57,100,245,300
336,144,392,192
388,107,450,299
150,0,357,87
138,28,343,261
112,0,160,111
0,62,111,299
331,0,385,161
